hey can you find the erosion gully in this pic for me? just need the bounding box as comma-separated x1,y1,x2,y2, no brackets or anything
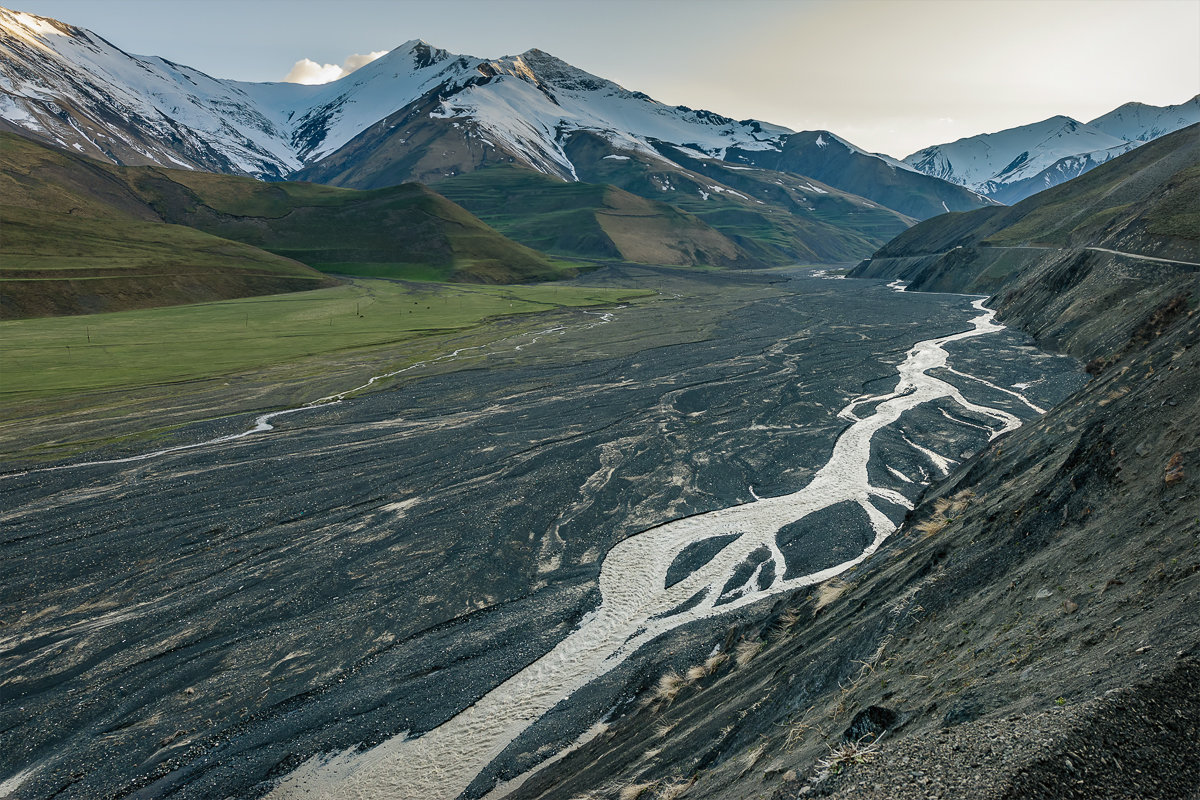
0,267,1086,800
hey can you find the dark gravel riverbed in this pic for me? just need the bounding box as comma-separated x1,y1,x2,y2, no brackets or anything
0,267,1085,799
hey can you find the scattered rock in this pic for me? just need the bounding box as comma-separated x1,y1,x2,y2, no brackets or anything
1164,452,1184,486
843,706,899,743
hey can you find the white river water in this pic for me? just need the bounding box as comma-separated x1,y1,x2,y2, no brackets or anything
266,298,1037,800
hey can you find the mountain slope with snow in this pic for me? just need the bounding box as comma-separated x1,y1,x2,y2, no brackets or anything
723,130,996,219
1088,96,1200,143
0,7,300,177
0,8,793,185
905,97,1200,204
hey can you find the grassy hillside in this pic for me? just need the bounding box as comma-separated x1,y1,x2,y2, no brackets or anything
298,116,917,267
434,165,753,266
128,168,569,283
0,134,336,318
0,132,572,318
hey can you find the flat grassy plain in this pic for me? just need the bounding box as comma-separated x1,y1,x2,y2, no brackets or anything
0,278,651,462
1,279,647,396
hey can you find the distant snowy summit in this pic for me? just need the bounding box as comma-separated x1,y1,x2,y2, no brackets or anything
904,97,1200,203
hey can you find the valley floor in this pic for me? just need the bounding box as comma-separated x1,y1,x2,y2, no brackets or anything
0,267,1086,800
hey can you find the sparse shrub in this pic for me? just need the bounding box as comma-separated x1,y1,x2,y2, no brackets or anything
784,718,812,750
734,637,763,667
814,737,881,777
702,650,728,675
652,669,685,708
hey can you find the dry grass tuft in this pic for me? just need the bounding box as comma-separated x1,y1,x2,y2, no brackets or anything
770,606,804,640
702,650,728,675
619,783,656,800
916,489,975,537
656,778,695,799
652,669,685,707
734,638,763,667
685,664,707,683
814,737,881,778
914,514,949,537
814,578,849,611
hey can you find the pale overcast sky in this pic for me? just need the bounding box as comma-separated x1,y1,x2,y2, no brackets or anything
12,0,1200,158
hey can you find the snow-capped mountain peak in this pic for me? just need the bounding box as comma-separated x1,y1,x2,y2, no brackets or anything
904,99,1200,203
0,6,300,175
1,6,801,184
1088,95,1200,143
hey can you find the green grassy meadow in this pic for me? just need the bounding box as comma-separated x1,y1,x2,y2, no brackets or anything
0,279,650,401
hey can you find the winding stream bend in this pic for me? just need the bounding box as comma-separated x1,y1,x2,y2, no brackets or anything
267,298,1035,800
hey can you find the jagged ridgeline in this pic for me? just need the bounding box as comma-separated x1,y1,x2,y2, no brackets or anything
0,131,567,318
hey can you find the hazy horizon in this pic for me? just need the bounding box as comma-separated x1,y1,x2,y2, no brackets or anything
8,0,1200,158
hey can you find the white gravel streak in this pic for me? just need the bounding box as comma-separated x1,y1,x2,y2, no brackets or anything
266,299,1037,800
1,309,624,479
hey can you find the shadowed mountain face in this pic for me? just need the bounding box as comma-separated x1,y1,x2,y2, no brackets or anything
724,130,996,219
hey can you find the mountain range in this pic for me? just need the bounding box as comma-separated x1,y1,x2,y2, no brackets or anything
1,3,1195,307
904,96,1200,203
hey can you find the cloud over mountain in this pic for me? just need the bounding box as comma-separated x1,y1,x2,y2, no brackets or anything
283,50,387,84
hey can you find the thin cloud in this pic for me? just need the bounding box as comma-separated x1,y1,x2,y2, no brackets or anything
283,50,388,85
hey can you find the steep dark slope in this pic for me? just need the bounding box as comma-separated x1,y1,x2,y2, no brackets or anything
514,123,1200,800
